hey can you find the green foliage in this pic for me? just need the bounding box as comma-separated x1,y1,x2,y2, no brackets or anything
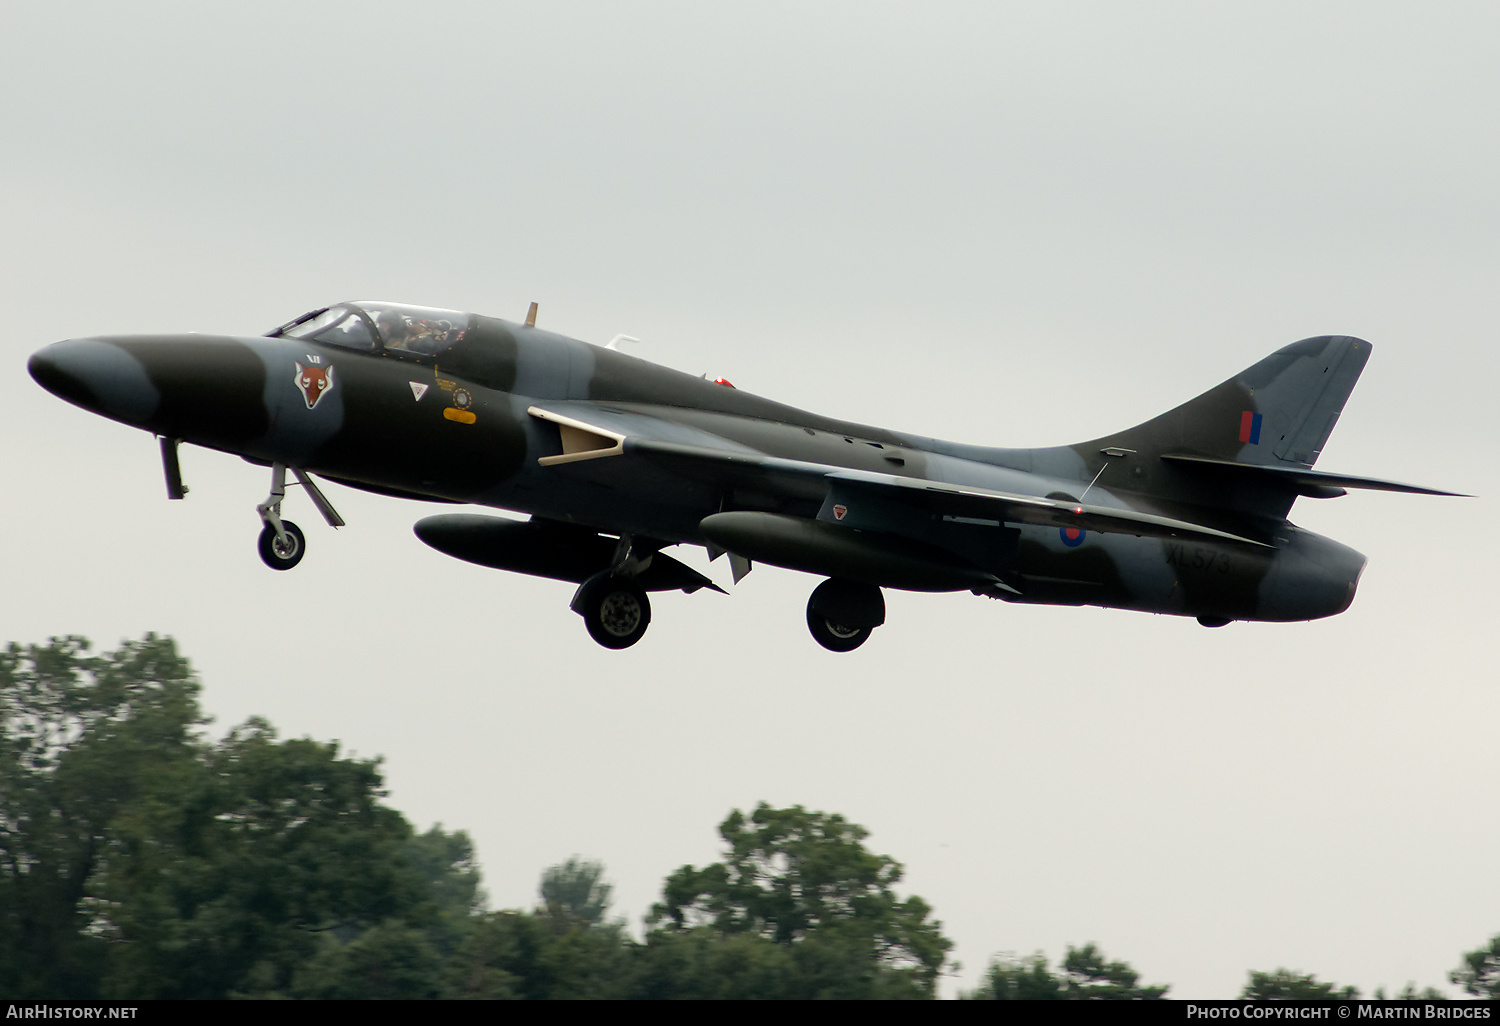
443,907,639,999
0,635,478,999
968,944,1168,999
540,857,612,930
1451,934,1500,998
969,951,1064,999
438,856,638,999
0,635,201,998
1061,943,1169,999
93,718,441,998
290,921,445,999
1241,969,1359,1000
645,803,954,998
636,928,800,999
13,634,1492,1000
1374,984,1447,1000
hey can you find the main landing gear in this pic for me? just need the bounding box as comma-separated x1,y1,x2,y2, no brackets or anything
806,610,871,652
573,573,652,649
571,534,655,649
805,578,885,653
254,463,345,571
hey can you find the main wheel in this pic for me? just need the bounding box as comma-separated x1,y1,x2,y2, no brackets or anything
578,575,651,649
806,607,872,652
258,520,305,571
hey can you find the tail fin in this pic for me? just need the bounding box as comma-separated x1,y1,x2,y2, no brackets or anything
1091,335,1372,469
1074,336,1379,520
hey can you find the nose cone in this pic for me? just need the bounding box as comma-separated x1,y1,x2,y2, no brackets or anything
31,334,273,445
29,338,161,425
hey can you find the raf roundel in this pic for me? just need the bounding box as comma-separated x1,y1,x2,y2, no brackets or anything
1060,526,1086,548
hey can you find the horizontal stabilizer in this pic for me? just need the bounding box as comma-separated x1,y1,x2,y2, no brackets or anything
1160,454,1468,498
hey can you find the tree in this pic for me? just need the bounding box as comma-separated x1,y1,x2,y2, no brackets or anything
96,717,430,998
1241,969,1359,1000
1061,943,1169,999
645,803,954,998
1451,934,1500,998
441,858,638,1000
1,635,484,999
540,857,613,930
968,951,1066,1000
9,637,984,1000
969,945,1168,999
0,635,202,998
1373,984,1446,1000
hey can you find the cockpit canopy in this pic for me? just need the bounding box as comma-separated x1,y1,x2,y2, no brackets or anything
270,302,472,359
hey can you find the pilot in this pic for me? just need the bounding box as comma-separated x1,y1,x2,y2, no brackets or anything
378,310,414,352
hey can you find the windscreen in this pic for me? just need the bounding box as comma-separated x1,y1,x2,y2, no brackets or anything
273,305,377,350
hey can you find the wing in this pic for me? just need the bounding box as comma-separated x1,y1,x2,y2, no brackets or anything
527,403,1271,549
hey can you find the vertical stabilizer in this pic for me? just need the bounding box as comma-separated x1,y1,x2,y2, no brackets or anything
1086,336,1371,470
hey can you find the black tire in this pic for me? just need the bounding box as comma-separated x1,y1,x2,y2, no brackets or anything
579,575,651,649
258,521,305,571
806,606,872,652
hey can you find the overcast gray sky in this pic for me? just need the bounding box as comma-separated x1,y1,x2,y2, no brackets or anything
3,1,1497,998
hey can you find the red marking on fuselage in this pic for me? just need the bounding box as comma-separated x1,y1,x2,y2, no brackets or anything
294,361,335,409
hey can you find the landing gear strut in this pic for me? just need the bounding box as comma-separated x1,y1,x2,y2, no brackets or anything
254,463,344,571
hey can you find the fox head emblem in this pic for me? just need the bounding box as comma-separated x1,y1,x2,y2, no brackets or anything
294,361,335,410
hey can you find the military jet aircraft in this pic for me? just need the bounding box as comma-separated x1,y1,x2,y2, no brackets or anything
28,300,1460,651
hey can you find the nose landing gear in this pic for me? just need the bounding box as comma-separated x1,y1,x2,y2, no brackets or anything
254,463,345,571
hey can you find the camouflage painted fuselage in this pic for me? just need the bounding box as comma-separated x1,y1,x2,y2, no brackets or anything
32,305,1409,628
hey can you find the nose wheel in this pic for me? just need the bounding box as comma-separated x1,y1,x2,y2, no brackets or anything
254,463,344,570
573,573,652,649
258,520,306,570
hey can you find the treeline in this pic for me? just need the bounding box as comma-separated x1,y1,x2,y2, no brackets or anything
2,636,1496,1000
